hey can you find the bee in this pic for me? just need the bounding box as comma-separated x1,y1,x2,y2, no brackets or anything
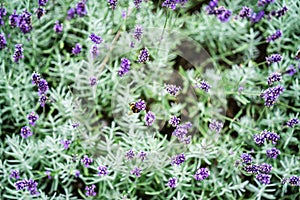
295,50,300,60
129,102,140,113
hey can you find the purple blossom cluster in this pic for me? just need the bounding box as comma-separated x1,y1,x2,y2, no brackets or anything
266,54,282,65
20,126,33,138
288,176,300,186
253,130,280,145
67,1,87,20
194,167,210,181
36,7,45,19
240,153,253,164
90,33,103,45
206,1,232,22
195,80,211,92
108,0,118,10
162,0,188,10
171,153,185,166
31,72,49,107
257,0,274,7
13,44,24,63
0,6,6,25
256,173,271,185
169,116,181,127
10,170,20,179
172,122,192,144
98,165,108,176
269,6,288,19
130,167,142,177
27,111,39,126
209,119,223,133
133,25,143,41
266,147,280,159
266,30,282,43
134,99,146,112
38,0,49,6
137,47,150,63
286,65,297,76
134,0,143,9
250,10,265,23
89,76,97,86
260,85,284,107
15,179,39,196
138,151,147,161
165,84,182,96
239,6,252,19
81,155,93,167
167,177,177,188
267,72,282,85
118,58,131,77
286,118,299,128
72,43,82,55
126,149,135,160
60,139,72,149
18,10,33,34
0,33,7,49
85,185,96,196
144,111,156,126
53,21,63,33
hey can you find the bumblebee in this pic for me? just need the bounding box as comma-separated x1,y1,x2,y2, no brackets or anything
129,102,140,113
295,50,300,60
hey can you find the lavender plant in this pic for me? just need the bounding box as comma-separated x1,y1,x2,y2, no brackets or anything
0,0,299,199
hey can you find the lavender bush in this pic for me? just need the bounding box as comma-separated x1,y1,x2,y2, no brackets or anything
0,0,299,199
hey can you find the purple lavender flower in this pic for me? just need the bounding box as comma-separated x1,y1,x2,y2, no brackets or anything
133,25,143,41
265,131,280,144
165,84,182,96
72,43,82,55
130,41,135,48
45,170,51,179
134,99,146,112
0,6,6,26
266,30,282,43
90,76,97,86
218,9,232,22
267,72,282,85
108,0,118,10
32,72,41,85
244,165,259,174
286,65,297,76
126,149,135,160
206,0,218,15
257,0,274,7
74,170,80,178
20,126,33,138
85,185,96,196
286,118,299,128
81,155,93,167
90,45,99,58
14,180,27,190
27,111,38,126
39,95,48,107
253,133,266,145
195,80,211,92
90,33,103,44
259,163,272,174
172,122,192,142
209,120,223,133
10,170,20,179
60,139,72,149
118,58,131,77
53,21,63,33
138,151,147,161
18,10,32,34
67,8,76,20
98,165,108,176
266,147,280,159
250,10,265,23
288,176,300,186
76,1,87,17
240,153,252,164
270,6,288,18
0,33,7,50
144,111,156,126
13,44,24,63
72,122,80,128
194,167,210,181
239,6,252,19
9,10,19,28
169,116,181,127
162,0,178,10
183,135,192,144
134,0,143,9
266,54,282,65
26,179,38,194
171,153,185,166
36,7,45,19
167,177,177,188
38,79,49,95
130,167,142,177
38,0,49,6
137,48,149,63
256,173,271,184
261,85,284,107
